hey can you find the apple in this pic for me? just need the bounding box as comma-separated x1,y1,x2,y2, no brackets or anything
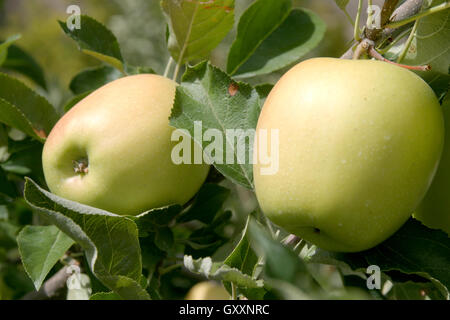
185,281,230,300
42,74,209,215
253,57,444,252
414,95,450,235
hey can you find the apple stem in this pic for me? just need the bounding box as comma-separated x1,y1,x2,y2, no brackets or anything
73,159,89,174
352,39,374,60
368,46,431,71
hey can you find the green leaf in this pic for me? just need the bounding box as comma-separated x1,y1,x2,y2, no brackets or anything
62,91,92,113
334,0,350,10
402,0,449,74
161,0,235,65
0,34,21,66
0,167,17,202
223,216,266,299
69,66,122,95
134,205,183,236
248,220,319,294
307,219,450,297
17,225,74,290
234,9,326,78
0,124,9,163
23,178,149,300
90,291,121,300
58,15,124,72
395,0,450,95
387,281,446,300
227,0,292,75
224,216,259,277
0,44,47,89
178,183,230,224
184,255,264,289
184,210,232,258
154,227,174,252
170,62,262,189
0,73,58,142
124,65,156,76
254,83,274,101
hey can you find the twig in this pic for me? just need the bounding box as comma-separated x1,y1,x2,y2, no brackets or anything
383,0,423,38
385,1,450,29
381,0,401,26
397,18,420,63
368,46,431,71
353,39,374,59
163,57,174,78
377,27,412,53
354,0,364,41
173,63,181,82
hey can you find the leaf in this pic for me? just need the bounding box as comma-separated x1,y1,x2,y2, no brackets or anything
227,0,292,75
254,83,274,101
248,220,319,294
58,15,124,72
178,183,230,224
154,227,174,252
0,34,21,66
307,219,450,296
0,44,47,89
223,216,266,299
334,0,350,10
90,291,121,300
224,216,259,277
134,205,183,236
387,281,446,300
69,66,122,95
23,178,149,300
402,0,449,74
0,73,58,142
395,0,450,101
234,9,326,78
62,91,92,113
124,65,156,76
161,0,235,65
184,210,232,258
17,225,75,290
170,62,262,189
0,167,16,202
184,255,264,289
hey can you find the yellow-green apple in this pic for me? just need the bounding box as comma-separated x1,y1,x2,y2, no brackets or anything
42,74,209,215
185,281,230,300
253,57,444,252
415,95,450,235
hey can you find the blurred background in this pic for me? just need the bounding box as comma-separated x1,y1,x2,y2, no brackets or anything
0,0,385,110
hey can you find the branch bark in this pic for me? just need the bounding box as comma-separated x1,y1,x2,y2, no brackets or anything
341,0,425,59
381,0,401,26
383,0,424,38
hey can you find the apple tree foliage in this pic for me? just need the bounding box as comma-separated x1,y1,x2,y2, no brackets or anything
0,0,449,300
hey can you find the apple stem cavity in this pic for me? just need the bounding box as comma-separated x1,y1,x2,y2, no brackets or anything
72,158,89,174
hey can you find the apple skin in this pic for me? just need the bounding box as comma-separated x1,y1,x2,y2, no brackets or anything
254,57,444,252
42,74,209,215
185,281,230,300
414,96,450,235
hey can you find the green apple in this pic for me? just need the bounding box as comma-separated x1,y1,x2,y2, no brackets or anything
415,95,450,235
185,281,230,300
42,74,209,215
254,57,444,252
